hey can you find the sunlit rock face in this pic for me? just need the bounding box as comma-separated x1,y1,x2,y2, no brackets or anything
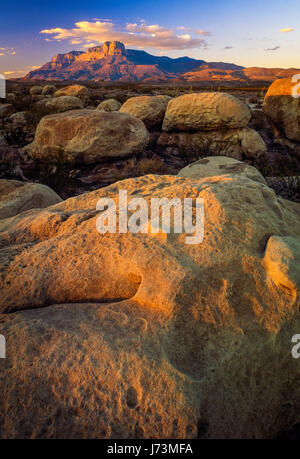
0,163,300,438
263,77,300,143
53,84,89,98
77,41,127,61
162,93,251,131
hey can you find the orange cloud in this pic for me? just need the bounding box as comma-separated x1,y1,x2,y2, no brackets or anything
195,29,212,36
40,20,209,50
280,28,294,33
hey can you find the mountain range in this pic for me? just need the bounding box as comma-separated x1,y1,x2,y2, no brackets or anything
23,41,300,83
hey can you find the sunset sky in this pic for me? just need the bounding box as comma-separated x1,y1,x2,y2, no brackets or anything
0,0,299,77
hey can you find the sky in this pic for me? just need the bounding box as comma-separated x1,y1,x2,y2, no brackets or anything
0,0,299,77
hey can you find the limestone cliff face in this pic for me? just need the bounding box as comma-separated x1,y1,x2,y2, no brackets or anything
76,41,127,61
49,51,84,69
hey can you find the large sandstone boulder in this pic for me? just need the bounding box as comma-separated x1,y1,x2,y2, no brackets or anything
25,110,149,164
178,156,267,184
30,86,43,96
96,98,121,112
263,78,300,142
158,126,266,160
54,84,89,99
45,96,84,113
42,85,56,96
120,95,171,129
162,92,251,132
0,170,300,438
0,179,62,220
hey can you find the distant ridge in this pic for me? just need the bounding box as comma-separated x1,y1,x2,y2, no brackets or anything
23,41,300,83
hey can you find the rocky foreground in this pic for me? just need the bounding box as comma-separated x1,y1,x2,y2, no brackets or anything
0,78,300,438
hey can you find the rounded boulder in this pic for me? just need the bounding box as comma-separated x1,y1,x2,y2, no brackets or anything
53,84,89,98
45,96,84,113
162,92,251,132
120,95,171,129
96,99,121,112
25,109,149,164
263,77,300,142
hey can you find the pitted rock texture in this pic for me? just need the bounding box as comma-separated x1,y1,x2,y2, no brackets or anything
0,170,300,438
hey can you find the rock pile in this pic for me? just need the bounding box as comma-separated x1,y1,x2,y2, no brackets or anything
158,93,267,160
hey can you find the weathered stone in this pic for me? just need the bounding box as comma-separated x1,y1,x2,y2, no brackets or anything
45,96,84,113
0,172,300,438
263,78,300,142
30,86,43,95
120,95,171,129
42,85,56,96
162,92,251,132
158,127,266,160
96,98,121,112
178,156,267,184
264,236,300,291
25,110,149,164
0,179,62,220
239,126,267,159
54,84,89,98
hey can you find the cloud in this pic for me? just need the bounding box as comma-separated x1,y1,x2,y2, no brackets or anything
195,29,212,36
82,42,98,48
280,28,294,33
70,39,82,45
3,71,14,75
222,46,233,50
0,48,16,56
40,20,209,50
265,46,280,51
